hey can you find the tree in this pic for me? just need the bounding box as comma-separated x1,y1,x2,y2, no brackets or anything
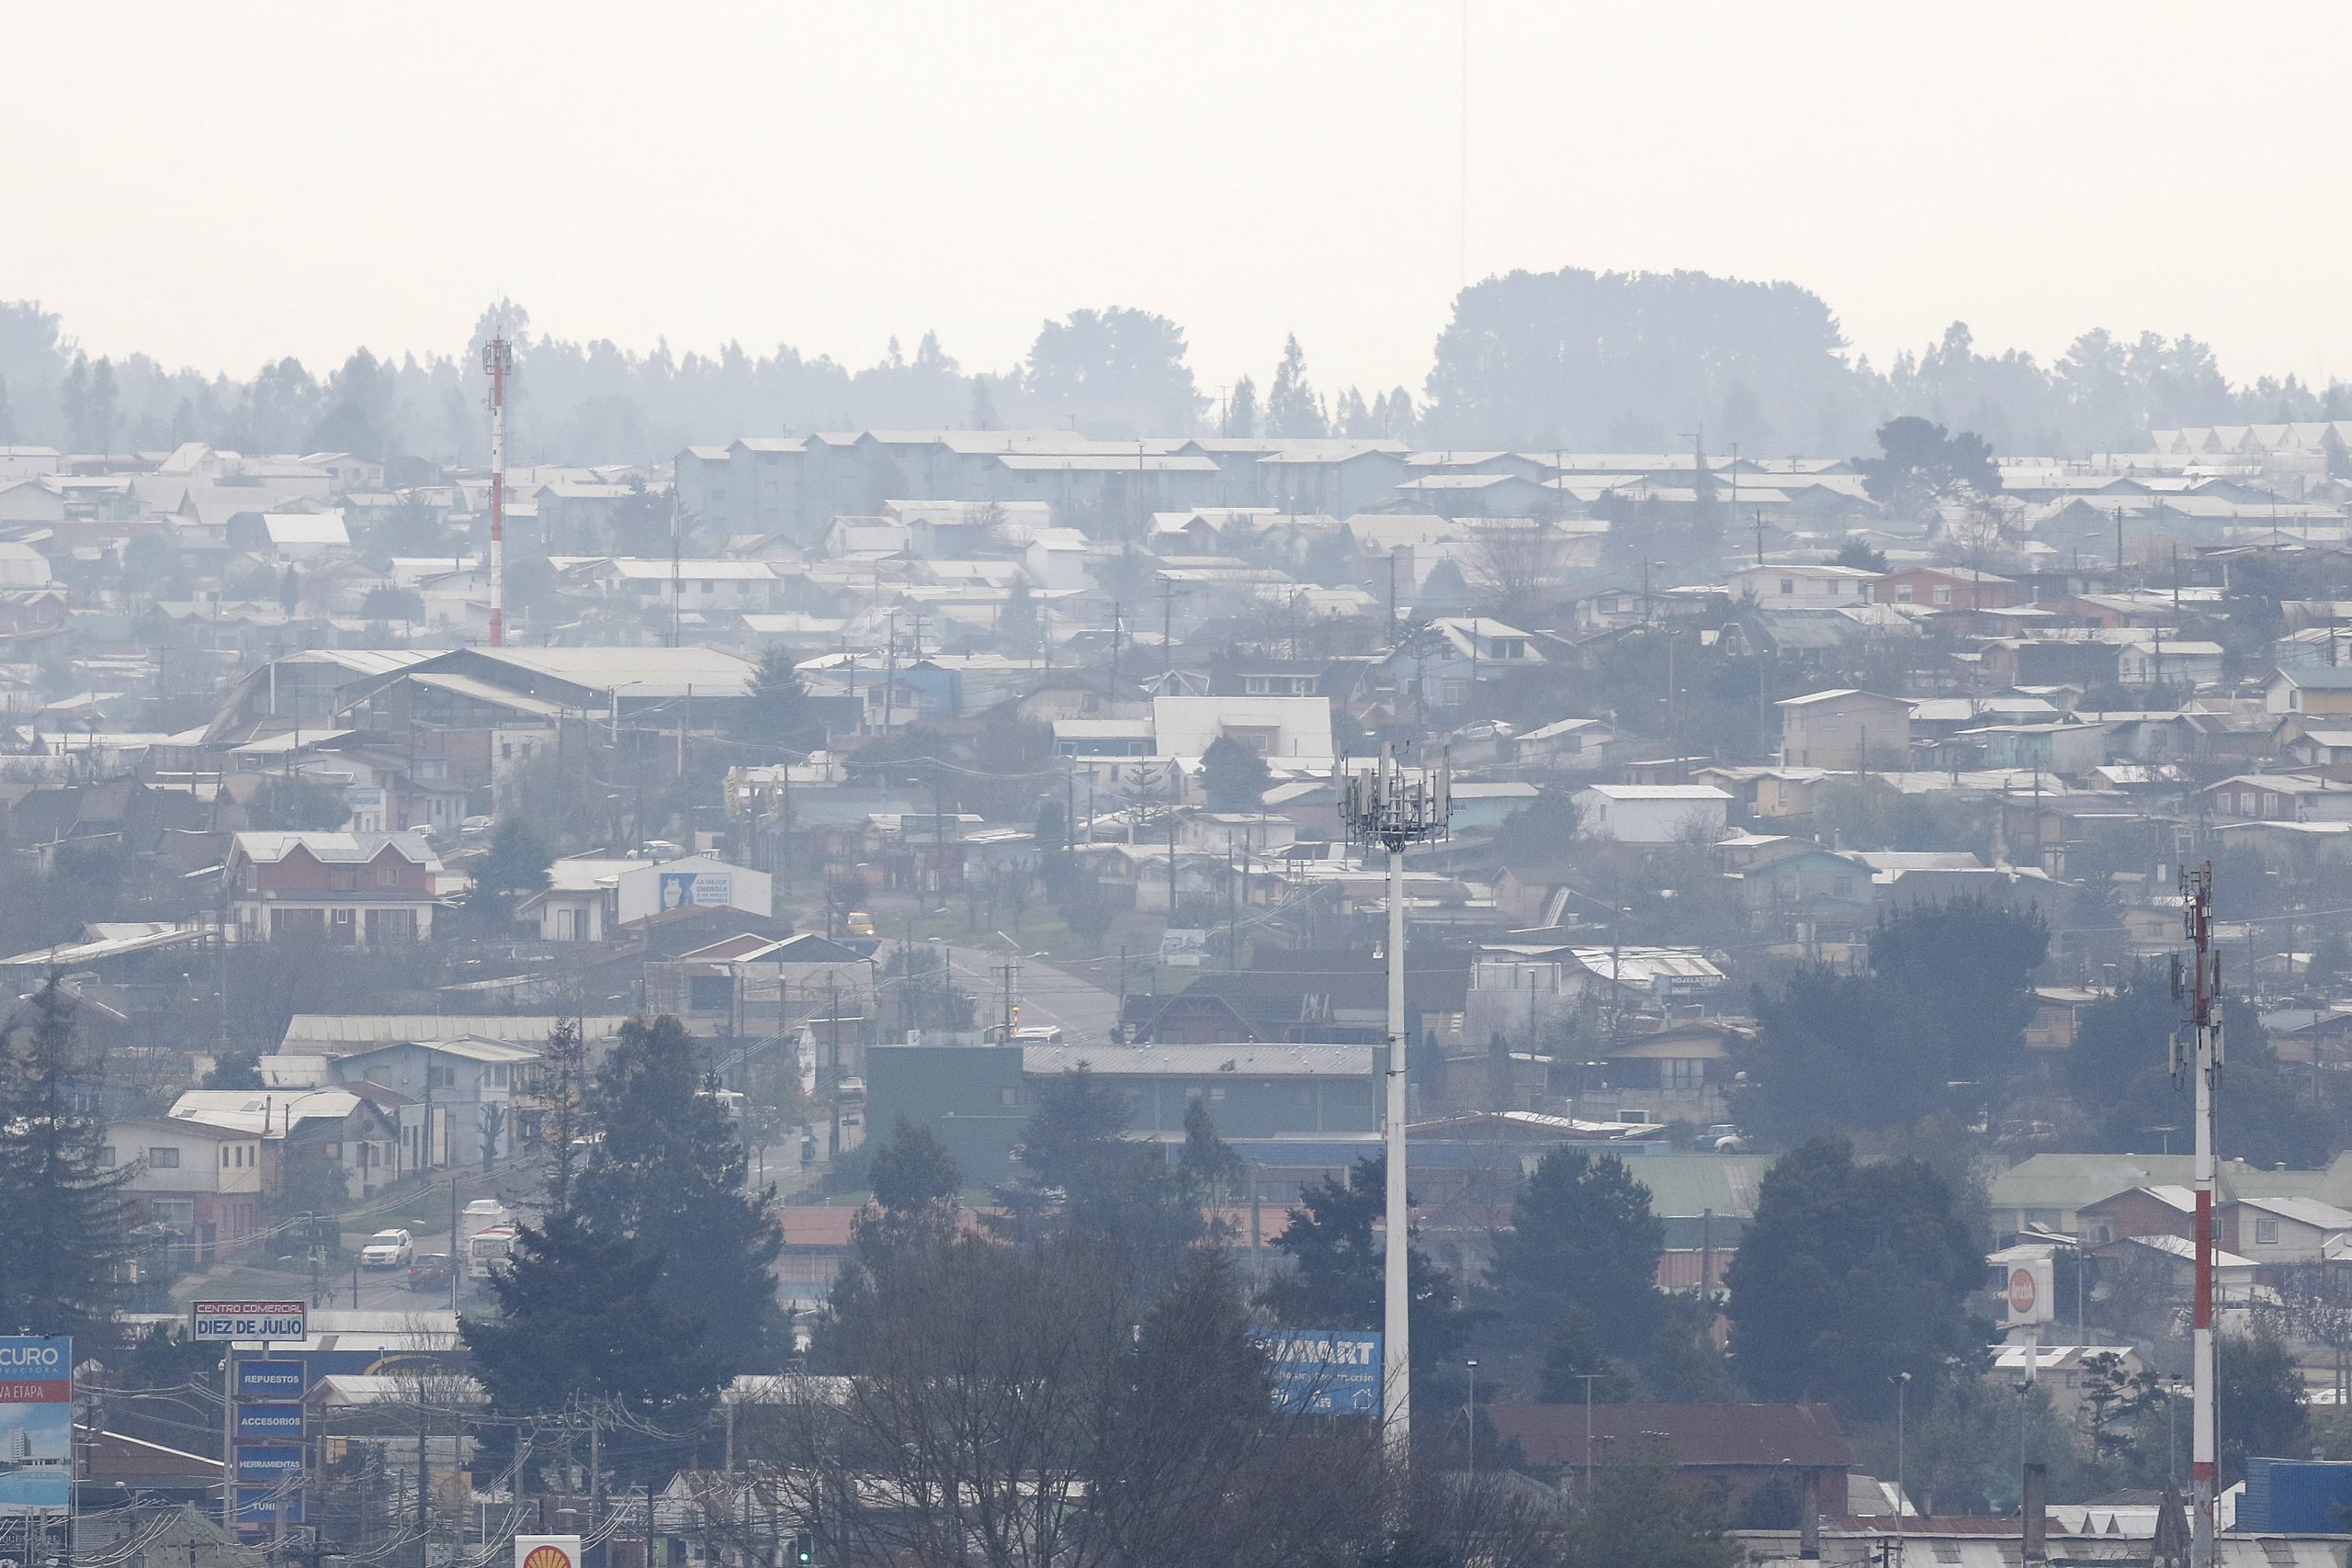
1224,375,1260,437
471,817,552,928
2220,1330,2309,1485
738,647,822,751
573,1017,787,1371
1737,897,2047,1144
1487,1149,1663,1355
360,585,424,622
202,1049,265,1089
1724,1136,1984,1420
1855,415,2000,519
464,1209,705,1415
1834,537,1889,572
1035,799,1068,855
1024,306,1205,434
1570,1448,1738,1568
278,565,302,615
1266,334,1328,438
862,1116,962,1254
1536,1305,1634,1403
0,979,136,1344
1000,578,1040,652
1263,1156,1470,1381
968,375,1000,431
245,773,346,831
1201,735,1272,812
1001,1066,1202,1279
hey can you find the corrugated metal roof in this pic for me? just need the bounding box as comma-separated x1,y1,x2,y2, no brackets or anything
1023,1043,1373,1078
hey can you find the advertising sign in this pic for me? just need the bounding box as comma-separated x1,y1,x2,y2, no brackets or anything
0,1336,71,1516
658,871,732,911
234,1486,303,1527
234,1447,305,1482
2003,1256,2054,1327
516,1536,583,1568
236,1360,307,1400
1159,929,1207,967
193,1301,307,1342
236,1404,305,1444
1254,1329,1382,1416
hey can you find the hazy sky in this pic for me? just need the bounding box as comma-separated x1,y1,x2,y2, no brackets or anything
10,2,2351,404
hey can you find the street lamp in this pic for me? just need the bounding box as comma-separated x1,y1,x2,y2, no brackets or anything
1465,1359,1479,1482
1890,1371,1911,1557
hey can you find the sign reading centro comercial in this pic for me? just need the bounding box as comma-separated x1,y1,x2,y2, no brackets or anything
0,1337,72,1517
192,1301,307,1342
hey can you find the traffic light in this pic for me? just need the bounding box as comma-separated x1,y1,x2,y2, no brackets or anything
791,1535,813,1567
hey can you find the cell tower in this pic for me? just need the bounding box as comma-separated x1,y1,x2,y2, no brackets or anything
2173,862,2223,1568
1337,747,1449,1472
484,335,512,647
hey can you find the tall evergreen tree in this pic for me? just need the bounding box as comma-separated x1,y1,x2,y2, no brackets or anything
1266,334,1328,438
0,979,134,1343
1262,1156,1468,1377
1223,375,1259,437
1487,1149,1664,1354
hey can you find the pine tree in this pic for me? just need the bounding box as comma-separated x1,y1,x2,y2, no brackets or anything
739,647,821,750
1265,335,1328,438
1223,376,1259,437
1487,1148,1664,1354
968,377,1000,431
0,979,135,1343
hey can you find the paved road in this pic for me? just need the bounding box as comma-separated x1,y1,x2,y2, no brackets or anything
881,939,1122,1043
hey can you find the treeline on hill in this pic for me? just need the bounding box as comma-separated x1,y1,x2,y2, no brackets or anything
4,265,2343,466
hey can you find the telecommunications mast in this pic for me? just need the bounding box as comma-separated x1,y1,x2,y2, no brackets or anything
484,335,512,647
1337,746,1449,1473
2174,862,2222,1568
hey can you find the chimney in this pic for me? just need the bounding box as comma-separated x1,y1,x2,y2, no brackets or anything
1798,1469,1820,1560
2022,1460,2049,1562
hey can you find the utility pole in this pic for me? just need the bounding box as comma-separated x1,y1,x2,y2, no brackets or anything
1338,748,1450,1478
484,335,511,647
1156,575,1186,680
2177,863,2223,1568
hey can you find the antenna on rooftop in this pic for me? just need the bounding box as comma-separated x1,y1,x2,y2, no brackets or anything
484,336,512,648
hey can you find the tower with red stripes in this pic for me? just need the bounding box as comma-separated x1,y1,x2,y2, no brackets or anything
484,335,511,647
2176,862,2222,1568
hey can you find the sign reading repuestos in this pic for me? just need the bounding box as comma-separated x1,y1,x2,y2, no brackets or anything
192,1301,307,1342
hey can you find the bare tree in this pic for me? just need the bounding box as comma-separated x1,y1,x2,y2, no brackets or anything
1466,519,1564,624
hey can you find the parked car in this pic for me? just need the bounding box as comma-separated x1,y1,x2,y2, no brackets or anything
404,1254,456,1292
361,1228,414,1269
844,910,876,938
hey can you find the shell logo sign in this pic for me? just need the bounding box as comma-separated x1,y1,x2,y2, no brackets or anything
515,1537,581,1568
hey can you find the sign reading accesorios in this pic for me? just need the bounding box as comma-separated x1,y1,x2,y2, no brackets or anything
192,1301,307,1342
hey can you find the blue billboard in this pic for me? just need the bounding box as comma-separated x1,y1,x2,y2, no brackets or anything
235,1485,303,1527
236,1404,305,1444
236,1359,307,1400
1255,1329,1381,1416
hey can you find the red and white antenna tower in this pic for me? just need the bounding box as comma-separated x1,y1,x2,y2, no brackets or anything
2174,862,2223,1568
484,335,512,647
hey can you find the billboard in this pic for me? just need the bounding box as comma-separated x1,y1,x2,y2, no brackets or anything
0,1336,71,1516
234,1486,304,1527
658,871,732,911
234,1447,305,1482
1254,1329,1381,1416
236,1404,305,1444
1159,929,1207,967
236,1360,307,1400
192,1301,307,1342
516,1536,582,1568
2004,1256,2054,1327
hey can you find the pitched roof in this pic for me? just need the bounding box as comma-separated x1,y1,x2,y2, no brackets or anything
1487,1402,1849,1468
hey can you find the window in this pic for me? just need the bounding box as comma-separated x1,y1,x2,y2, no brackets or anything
2264,794,2278,814
1895,584,1915,602
220,1147,230,1168
1933,584,1952,605
97,1146,116,1167
2256,1218,2279,1246
152,1198,194,1232
1778,578,1793,595
999,1086,1020,1108
377,863,399,887
1210,1087,1227,1102
148,1146,180,1168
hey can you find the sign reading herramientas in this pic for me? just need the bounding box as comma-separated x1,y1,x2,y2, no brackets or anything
191,1301,307,1342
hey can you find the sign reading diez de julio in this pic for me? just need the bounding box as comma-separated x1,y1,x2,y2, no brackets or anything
192,1301,308,1342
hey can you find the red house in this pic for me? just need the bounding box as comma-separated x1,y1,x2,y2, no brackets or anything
227,830,443,947
1872,566,2019,611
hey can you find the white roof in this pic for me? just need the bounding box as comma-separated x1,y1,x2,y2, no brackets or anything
282,1015,629,1051
232,830,437,867
168,1088,367,1135
263,512,350,546
1578,784,1734,802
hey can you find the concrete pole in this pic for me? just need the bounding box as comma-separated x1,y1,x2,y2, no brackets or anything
1384,829,1411,1472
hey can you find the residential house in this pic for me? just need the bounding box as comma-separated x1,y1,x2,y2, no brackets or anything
1487,1403,1849,1522
1151,694,1335,768
1573,784,1732,844
1729,561,1882,606
102,1115,264,1264
2075,1185,2197,1247
225,831,442,947
1874,566,2018,610
165,1087,402,1200
1774,689,1913,769
2263,664,2352,716
1380,617,1543,708
2199,773,2352,823
326,1038,538,1169
2222,1196,2352,1265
